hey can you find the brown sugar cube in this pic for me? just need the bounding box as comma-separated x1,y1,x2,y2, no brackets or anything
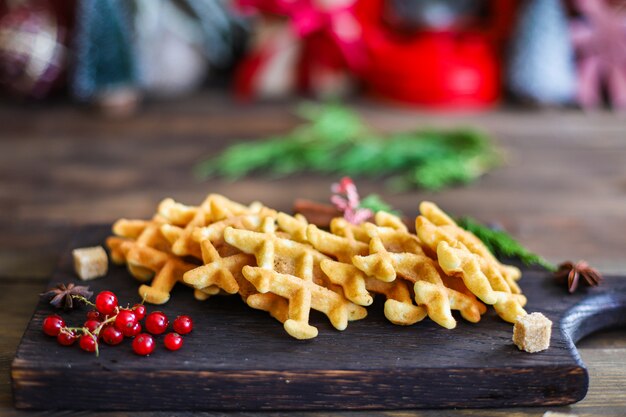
513,312,552,353
73,246,108,280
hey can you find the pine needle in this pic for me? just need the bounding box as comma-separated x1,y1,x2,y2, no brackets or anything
456,217,557,272
194,103,502,190
359,194,401,216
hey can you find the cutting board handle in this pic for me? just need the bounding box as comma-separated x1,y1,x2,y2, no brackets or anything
561,288,626,345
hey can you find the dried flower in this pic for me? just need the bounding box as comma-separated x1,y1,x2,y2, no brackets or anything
554,260,603,293
40,283,93,310
330,177,373,225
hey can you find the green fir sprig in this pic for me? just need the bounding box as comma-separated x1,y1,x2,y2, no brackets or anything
358,194,401,216
456,217,557,272
194,103,502,190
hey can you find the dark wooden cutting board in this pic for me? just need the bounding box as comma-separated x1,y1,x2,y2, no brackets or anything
11,225,626,411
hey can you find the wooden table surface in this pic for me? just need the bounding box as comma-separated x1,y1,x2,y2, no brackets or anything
1,94,625,416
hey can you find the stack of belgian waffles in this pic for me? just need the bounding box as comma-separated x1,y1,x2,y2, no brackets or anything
106,194,527,339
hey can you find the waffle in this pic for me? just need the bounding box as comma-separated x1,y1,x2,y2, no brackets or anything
108,193,531,340
416,202,527,323
107,236,217,304
183,238,289,322
107,207,219,303
224,217,367,339
353,229,486,329
159,194,274,259
320,259,426,325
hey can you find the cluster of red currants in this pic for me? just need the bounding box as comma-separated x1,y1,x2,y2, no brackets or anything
41,290,193,356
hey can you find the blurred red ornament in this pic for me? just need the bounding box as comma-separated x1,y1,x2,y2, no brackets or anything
353,0,515,108
0,3,68,99
234,0,363,99
233,0,518,107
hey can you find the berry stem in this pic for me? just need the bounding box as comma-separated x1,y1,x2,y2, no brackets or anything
93,313,117,336
89,330,100,357
62,326,101,356
72,295,96,308
63,309,120,357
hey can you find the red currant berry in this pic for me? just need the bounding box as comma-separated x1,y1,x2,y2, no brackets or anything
132,304,146,321
95,291,118,316
173,315,193,335
79,334,98,352
83,319,100,334
132,333,155,356
145,311,169,335
101,325,124,346
123,322,142,338
42,315,65,337
163,332,183,351
86,310,103,321
114,310,137,332
56,330,77,346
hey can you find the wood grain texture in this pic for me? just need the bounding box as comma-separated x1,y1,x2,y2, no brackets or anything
1,95,626,416
11,226,626,411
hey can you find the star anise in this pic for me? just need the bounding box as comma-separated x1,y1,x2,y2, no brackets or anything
554,261,603,293
40,283,93,310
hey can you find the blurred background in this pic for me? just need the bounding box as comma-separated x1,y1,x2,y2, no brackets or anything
1,0,625,270
1,0,625,112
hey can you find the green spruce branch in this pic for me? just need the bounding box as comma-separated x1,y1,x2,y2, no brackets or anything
456,217,557,272
194,103,502,191
358,194,401,216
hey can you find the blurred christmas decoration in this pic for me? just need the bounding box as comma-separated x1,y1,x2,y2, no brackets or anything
195,103,502,190
134,0,247,98
234,0,363,100
71,0,246,115
570,0,626,111
71,0,139,115
10,0,626,114
0,2,69,99
134,0,209,98
507,0,577,105
234,0,519,107
354,0,518,107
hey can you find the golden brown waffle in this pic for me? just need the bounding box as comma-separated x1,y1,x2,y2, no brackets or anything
320,259,427,325
183,238,290,323
106,236,217,304
306,223,381,308
182,239,243,295
436,240,526,323
159,194,273,259
373,210,407,230
419,201,521,290
109,193,528,335
108,208,221,303
416,202,526,323
353,233,486,329
328,211,407,242
224,217,367,339
276,212,309,243
329,217,370,242
191,213,268,255
110,216,172,281
306,224,369,263
108,196,276,306
313,215,427,325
